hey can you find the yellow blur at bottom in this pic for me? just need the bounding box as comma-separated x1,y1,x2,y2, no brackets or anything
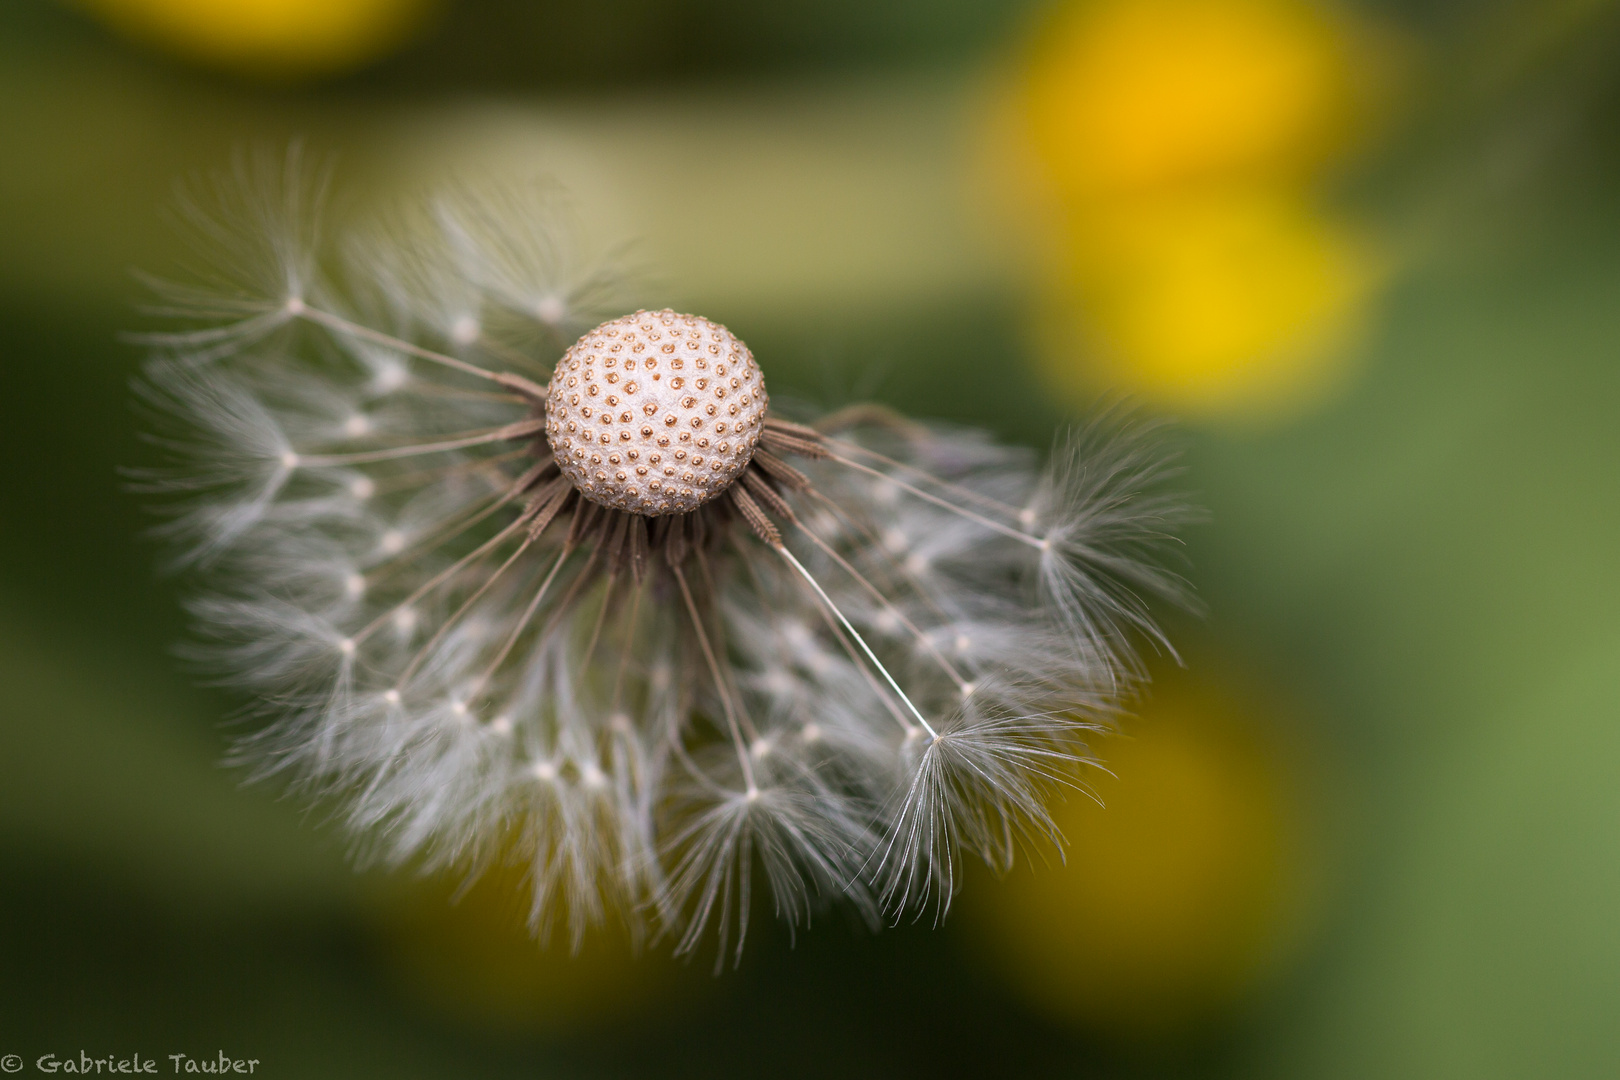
72,0,431,78
371,865,701,1035
965,678,1316,1033
1039,190,1379,419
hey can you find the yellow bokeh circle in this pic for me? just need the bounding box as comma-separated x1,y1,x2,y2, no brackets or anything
73,0,432,78
1038,188,1379,417
965,679,1317,1032
986,0,1394,421
371,862,699,1035
1021,0,1360,197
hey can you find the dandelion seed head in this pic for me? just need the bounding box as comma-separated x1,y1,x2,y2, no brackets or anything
136,162,1195,962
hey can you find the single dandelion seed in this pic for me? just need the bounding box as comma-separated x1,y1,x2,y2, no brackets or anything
133,158,1197,963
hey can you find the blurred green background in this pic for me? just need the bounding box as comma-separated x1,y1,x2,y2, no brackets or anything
4,0,1620,1075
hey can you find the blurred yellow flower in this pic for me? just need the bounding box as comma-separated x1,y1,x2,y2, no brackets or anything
964,678,1317,1032
989,0,1394,421
1021,0,1358,197
72,0,432,78
373,864,699,1034
1040,189,1379,416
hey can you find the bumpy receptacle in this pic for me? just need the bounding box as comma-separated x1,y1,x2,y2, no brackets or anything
545,310,769,516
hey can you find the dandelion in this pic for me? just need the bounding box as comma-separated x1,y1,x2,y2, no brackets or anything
135,154,1196,964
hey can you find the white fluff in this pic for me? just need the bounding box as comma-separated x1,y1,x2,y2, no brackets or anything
135,158,1195,963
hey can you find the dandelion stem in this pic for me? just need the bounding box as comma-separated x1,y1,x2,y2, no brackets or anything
364,464,550,590
827,454,1047,552
792,520,971,694
353,511,532,645
823,437,1028,522
468,545,576,697
673,564,758,795
775,544,936,740
579,569,618,674
695,547,758,742
477,333,544,374
370,447,533,496
609,577,646,714
297,305,504,384
397,534,537,684
297,419,543,466
799,486,956,630
809,593,917,734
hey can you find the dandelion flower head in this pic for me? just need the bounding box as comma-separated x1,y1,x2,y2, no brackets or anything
136,155,1196,963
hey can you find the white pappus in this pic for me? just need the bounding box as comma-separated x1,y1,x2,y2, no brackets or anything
133,154,1197,966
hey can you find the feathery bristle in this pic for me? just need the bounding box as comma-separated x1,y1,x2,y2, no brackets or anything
135,160,1195,961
